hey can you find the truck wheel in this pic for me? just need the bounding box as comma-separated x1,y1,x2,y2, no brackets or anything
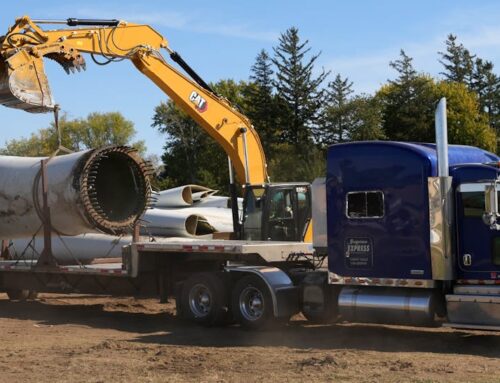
232,275,274,330
28,290,39,300
6,289,31,301
181,273,229,326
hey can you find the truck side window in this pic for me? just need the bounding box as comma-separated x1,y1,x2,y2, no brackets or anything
461,191,484,217
461,191,500,218
347,191,384,218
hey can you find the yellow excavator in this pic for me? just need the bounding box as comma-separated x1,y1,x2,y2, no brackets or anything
0,16,312,242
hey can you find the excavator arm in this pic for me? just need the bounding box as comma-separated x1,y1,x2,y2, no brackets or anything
0,16,269,185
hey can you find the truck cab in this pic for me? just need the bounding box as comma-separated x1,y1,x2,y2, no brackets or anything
310,141,500,329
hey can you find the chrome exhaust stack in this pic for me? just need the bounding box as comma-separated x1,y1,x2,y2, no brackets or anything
435,98,449,177
428,97,455,281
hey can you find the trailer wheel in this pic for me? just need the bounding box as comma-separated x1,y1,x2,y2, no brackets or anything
232,275,274,330
180,273,229,326
6,289,31,301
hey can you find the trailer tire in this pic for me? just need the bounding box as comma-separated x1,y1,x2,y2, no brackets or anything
174,281,184,317
180,273,229,326
231,275,274,330
6,289,31,301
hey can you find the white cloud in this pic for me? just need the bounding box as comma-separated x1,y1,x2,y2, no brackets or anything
324,21,500,94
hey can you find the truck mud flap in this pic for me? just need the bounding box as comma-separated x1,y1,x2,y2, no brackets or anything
225,266,300,318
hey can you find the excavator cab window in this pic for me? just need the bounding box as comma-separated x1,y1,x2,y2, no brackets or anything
267,189,297,241
296,186,311,238
264,184,311,242
241,186,266,241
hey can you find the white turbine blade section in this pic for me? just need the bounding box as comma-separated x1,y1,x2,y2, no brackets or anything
194,196,230,208
141,208,216,237
10,233,132,264
179,207,234,233
194,196,243,210
191,189,218,202
155,185,216,207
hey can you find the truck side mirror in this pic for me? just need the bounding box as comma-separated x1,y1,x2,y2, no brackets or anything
483,183,500,230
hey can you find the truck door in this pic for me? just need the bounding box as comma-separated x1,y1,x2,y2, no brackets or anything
456,183,500,280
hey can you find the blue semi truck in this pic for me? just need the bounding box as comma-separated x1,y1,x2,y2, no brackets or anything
307,140,500,329
303,99,500,330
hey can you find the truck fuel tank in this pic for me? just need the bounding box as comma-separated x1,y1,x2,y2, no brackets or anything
338,286,439,326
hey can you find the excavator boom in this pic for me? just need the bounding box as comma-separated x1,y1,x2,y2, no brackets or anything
0,16,268,185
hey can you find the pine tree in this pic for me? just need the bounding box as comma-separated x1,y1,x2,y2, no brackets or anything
439,34,475,85
272,27,329,148
250,49,273,94
243,50,281,158
389,49,417,86
472,58,500,133
322,74,354,144
382,50,436,141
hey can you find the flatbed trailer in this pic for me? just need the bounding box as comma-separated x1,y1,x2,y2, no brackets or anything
0,238,315,327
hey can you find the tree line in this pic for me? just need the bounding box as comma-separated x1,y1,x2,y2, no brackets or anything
153,30,497,191
2,29,499,193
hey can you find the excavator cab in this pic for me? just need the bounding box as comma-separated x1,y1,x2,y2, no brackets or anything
241,183,312,242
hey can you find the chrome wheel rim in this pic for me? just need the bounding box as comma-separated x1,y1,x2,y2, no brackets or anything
239,286,264,321
188,283,212,318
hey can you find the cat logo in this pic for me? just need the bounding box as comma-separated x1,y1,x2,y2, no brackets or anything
189,91,208,112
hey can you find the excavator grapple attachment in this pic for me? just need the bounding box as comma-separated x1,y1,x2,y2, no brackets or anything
0,50,55,113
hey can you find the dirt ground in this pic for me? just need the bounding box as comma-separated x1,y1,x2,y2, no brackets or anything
0,293,498,383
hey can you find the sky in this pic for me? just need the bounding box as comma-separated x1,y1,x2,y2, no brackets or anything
2,0,500,156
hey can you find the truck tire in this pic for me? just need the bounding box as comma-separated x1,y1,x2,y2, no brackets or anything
302,284,338,324
301,272,338,324
180,273,229,326
28,290,39,300
231,275,274,330
6,289,31,301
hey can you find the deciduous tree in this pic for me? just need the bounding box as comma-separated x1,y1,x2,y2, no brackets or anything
0,112,145,156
